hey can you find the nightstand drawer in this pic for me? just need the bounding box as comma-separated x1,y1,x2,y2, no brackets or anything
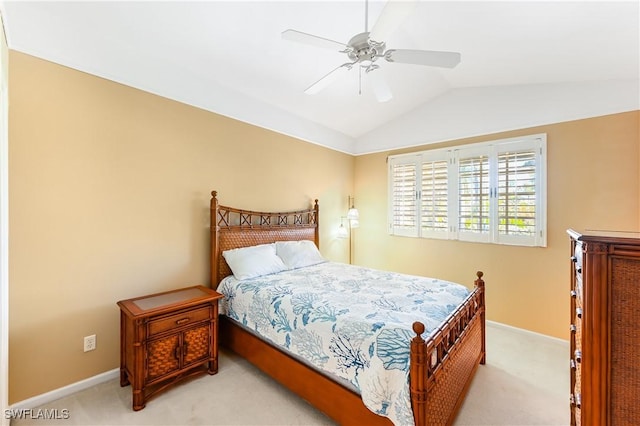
148,305,212,337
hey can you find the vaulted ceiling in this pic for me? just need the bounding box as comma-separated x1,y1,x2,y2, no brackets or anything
1,1,638,154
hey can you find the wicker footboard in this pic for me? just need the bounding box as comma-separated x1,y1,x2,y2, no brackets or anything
411,272,486,426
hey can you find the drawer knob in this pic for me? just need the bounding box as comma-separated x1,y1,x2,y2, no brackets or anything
575,393,581,409
576,308,582,319
176,318,190,325
571,256,577,263
570,324,576,333
570,290,577,298
575,350,582,363
570,359,576,369
576,267,582,273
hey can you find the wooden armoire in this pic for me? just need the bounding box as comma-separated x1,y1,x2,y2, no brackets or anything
567,229,640,426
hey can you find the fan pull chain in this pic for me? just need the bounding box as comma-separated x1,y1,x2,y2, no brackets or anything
359,66,362,95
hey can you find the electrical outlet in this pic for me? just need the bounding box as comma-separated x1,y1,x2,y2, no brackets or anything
83,334,96,352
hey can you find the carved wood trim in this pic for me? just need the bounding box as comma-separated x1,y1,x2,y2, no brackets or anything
210,190,319,286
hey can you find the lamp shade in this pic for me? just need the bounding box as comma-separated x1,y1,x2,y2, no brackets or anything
347,207,359,221
337,223,349,239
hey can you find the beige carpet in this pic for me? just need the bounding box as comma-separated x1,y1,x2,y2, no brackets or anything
10,322,569,426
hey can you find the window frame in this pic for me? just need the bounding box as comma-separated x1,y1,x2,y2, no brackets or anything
388,154,420,237
388,134,547,247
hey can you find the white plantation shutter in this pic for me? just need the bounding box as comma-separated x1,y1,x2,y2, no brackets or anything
457,154,490,242
495,139,545,246
389,157,418,236
498,151,536,235
420,159,449,238
388,134,546,246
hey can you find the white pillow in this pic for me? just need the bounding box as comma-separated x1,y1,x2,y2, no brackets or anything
222,243,287,280
275,240,326,270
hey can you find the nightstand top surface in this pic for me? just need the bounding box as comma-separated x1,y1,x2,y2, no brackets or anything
118,285,222,317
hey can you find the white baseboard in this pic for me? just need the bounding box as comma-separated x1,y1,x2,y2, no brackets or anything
487,319,569,347
9,368,119,411
9,321,567,411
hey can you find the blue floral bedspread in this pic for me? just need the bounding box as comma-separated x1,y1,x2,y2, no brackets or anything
218,262,470,425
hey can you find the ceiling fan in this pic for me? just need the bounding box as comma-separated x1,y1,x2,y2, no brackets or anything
282,0,461,103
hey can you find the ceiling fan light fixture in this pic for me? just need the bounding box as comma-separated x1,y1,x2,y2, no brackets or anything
360,58,374,68
367,68,392,102
283,0,460,100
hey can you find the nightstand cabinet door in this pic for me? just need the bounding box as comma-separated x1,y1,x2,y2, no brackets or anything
182,324,211,367
146,322,211,383
147,334,181,382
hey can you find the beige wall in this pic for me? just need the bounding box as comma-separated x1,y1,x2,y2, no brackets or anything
354,111,640,340
8,49,640,403
8,51,354,403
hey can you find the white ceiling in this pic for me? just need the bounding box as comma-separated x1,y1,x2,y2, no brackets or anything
1,1,639,154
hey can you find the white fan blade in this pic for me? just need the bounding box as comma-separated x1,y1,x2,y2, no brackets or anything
304,64,352,95
369,0,418,42
368,69,392,102
385,49,461,68
282,29,348,51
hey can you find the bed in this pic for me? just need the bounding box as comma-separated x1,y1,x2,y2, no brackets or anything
209,191,486,426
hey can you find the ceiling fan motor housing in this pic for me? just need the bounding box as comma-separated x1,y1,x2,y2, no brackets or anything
346,32,385,67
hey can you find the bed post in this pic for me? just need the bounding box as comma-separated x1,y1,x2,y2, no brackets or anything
410,321,427,426
475,271,486,364
210,191,219,288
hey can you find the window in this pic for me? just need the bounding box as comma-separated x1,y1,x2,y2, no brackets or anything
421,159,449,236
388,134,547,247
390,156,418,237
457,151,490,240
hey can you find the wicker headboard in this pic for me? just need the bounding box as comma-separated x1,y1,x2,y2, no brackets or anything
210,190,319,287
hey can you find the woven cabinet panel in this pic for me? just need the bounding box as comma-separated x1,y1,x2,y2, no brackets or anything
147,334,180,381
609,257,640,426
184,324,210,366
425,316,482,426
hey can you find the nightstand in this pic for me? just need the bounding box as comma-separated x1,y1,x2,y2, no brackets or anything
117,285,223,410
